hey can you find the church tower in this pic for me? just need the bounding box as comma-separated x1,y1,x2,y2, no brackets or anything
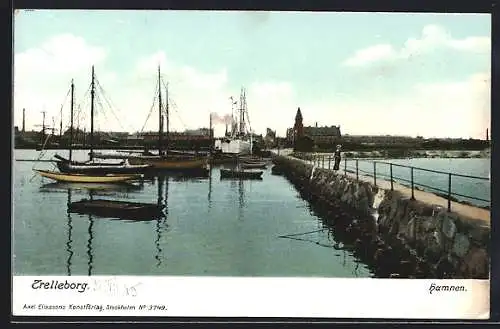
294,107,304,141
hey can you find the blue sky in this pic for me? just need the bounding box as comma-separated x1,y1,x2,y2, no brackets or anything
13,10,491,138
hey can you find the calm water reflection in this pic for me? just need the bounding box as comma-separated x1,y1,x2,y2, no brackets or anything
14,149,372,277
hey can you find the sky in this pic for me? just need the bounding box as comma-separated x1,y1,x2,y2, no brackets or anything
13,10,491,139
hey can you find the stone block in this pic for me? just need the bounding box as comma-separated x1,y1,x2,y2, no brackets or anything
420,216,440,233
405,217,417,243
459,246,489,278
441,214,457,240
425,230,444,254
452,233,471,258
468,226,489,247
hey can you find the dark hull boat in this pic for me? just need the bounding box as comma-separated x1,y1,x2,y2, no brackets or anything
54,154,152,174
271,165,284,175
240,162,267,169
68,198,165,220
220,168,263,180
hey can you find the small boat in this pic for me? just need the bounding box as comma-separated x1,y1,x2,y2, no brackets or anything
220,168,263,180
240,162,267,169
127,155,209,170
239,156,265,163
104,66,207,171
39,181,143,192
54,154,152,174
34,169,143,183
52,68,153,175
68,198,164,220
93,149,210,161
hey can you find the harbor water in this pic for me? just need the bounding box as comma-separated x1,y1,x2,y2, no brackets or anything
319,156,490,208
13,149,372,277
13,150,490,277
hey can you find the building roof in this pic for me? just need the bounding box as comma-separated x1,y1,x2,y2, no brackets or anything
303,125,341,136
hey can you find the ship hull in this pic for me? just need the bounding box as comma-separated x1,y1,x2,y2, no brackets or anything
128,156,209,170
214,138,251,155
34,169,142,183
56,160,151,174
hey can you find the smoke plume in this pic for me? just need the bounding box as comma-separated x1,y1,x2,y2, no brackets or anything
210,112,234,125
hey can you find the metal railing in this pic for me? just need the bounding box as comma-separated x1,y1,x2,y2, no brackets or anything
297,153,490,212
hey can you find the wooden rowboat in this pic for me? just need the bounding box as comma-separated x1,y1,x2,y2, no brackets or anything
68,198,164,220
240,162,267,169
34,169,143,184
220,168,263,180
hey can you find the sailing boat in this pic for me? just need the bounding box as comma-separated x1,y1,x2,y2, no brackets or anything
54,66,152,174
33,79,143,184
96,66,209,171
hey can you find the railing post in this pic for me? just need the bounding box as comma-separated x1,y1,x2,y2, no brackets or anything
373,161,377,186
344,158,347,176
410,167,415,200
322,156,324,168
356,159,359,181
447,173,452,212
328,156,331,170
390,163,393,191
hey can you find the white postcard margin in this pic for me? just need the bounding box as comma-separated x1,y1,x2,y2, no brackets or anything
12,276,489,319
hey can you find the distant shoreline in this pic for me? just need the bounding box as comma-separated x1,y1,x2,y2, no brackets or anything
296,149,491,159
344,149,491,159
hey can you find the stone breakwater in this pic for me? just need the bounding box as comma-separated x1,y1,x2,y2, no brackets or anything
272,155,489,279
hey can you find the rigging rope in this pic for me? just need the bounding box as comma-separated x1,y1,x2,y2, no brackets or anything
30,82,75,179
140,81,160,133
160,78,188,131
95,93,111,132
56,86,72,133
168,99,188,131
95,78,130,132
70,82,92,132
30,133,53,180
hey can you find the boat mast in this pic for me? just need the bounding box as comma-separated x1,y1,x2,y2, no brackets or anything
158,66,163,156
165,82,169,154
69,79,74,161
90,65,95,161
239,88,245,136
59,107,63,139
41,110,46,144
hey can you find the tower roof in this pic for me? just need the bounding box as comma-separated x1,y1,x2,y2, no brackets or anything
295,107,302,121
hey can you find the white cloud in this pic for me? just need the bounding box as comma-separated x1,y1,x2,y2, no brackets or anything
14,33,489,140
343,24,490,67
14,34,110,133
343,44,397,66
13,36,297,138
295,72,490,139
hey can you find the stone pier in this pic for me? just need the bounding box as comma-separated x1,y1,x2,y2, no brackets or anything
271,154,489,279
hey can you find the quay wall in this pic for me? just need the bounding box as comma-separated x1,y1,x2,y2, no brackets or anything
272,155,489,279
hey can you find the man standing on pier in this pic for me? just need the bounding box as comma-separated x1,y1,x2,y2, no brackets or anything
333,144,342,171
